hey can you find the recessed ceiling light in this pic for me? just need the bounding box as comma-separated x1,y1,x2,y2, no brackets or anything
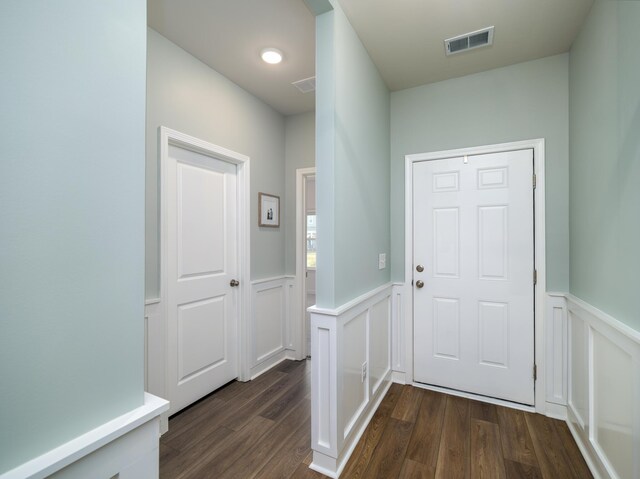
261,48,283,65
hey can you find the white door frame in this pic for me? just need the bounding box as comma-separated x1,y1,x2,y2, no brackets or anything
159,126,252,390
295,167,316,359
404,138,547,413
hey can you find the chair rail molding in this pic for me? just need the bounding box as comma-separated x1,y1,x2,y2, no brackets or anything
0,394,169,479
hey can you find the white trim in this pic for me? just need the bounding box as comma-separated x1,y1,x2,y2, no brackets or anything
308,282,392,317
545,401,568,420
391,370,407,384
250,275,290,286
249,351,292,380
403,138,547,413
566,294,640,345
144,298,160,306
391,282,406,373
296,167,316,360
158,126,252,398
0,393,169,479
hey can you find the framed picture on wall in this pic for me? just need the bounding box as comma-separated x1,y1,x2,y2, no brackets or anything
258,192,280,227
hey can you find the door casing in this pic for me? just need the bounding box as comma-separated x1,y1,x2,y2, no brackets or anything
403,138,547,413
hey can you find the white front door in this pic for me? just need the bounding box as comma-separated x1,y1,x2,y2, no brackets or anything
166,144,238,415
413,149,535,405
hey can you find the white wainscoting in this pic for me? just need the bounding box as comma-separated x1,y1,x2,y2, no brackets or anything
1,394,168,479
250,276,298,379
566,294,640,479
143,298,168,433
309,284,393,478
545,293,568,418
391,283,406,383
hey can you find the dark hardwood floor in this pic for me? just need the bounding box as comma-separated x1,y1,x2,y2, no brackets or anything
160,360,591,479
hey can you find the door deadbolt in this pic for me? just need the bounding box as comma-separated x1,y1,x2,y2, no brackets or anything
415,280,424,289
230,279,240,287
416,265,424,273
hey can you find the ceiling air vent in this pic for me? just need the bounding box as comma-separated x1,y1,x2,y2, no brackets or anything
445,26,494,56
292,76,316,93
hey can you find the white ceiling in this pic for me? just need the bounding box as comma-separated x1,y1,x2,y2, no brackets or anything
148,0,316,116
148,0,594,116
339,0,594,91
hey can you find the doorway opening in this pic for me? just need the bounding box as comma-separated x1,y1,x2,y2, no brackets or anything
296,167,316,358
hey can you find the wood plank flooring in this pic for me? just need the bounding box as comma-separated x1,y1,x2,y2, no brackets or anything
160,360,591,479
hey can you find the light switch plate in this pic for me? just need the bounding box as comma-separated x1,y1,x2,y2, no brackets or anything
378,253,386,270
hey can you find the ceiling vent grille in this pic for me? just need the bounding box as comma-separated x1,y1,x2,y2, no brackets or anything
292,76,316,93
445,26,494,55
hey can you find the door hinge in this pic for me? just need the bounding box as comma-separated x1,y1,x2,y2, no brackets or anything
533,173,537,189
533,269,537,285
533,364,538,381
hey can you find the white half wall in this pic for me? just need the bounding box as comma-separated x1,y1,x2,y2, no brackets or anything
0,394,168,479
566,294,640,479
309,284,393,478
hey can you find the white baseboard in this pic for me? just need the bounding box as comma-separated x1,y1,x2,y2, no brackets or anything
249,350,290,380
391,370,407,384
544,401,567,420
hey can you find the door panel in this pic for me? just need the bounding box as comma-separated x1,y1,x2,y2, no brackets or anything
167,144,238,415
413,149,534,405
177,164,226,277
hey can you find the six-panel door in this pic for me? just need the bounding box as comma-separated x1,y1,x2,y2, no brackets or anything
413,149,535,405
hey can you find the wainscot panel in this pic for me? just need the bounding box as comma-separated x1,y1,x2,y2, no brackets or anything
250,276,298,378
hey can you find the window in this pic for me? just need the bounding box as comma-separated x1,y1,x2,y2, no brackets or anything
306,214,316,269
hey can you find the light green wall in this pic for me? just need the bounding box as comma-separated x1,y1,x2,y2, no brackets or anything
391,54,570,291
569,0,640,331
0,1,146,473
285,112,316,274
146,29,286,298
315,2,391,308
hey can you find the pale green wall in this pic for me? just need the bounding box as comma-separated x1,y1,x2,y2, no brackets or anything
391,54,570,291
146,29,286,298
569,0,640,331
0,1,146,473
316,2,391,308
285,112,316,274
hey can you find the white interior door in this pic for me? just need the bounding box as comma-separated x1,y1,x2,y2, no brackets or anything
166,144,238,415
413,149,535,405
